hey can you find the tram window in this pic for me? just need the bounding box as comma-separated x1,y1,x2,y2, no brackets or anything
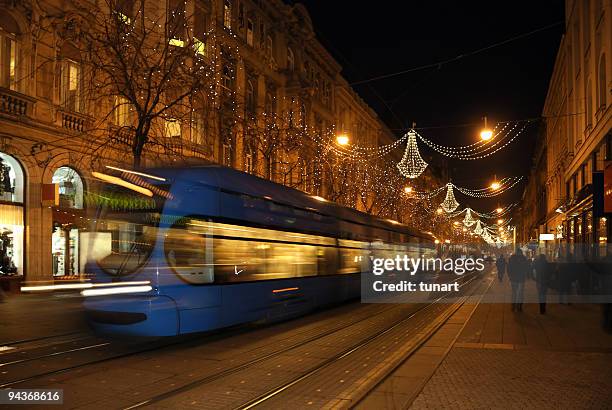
164,226,213,284
95,216,157,276
212,238,318,283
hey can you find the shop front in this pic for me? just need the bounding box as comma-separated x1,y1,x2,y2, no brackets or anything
51,167,86,280
0,152,25,291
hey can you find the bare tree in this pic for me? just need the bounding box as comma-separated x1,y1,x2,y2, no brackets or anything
68,0,222,168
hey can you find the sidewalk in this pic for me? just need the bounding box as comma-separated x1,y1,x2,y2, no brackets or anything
409,274,612,409
356,272,612,409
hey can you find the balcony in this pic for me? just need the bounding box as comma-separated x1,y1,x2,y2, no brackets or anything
0,87,35,118
56,109,92,133
108,125,134,146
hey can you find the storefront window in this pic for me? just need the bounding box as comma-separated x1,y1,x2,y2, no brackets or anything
598,216,607,258
52,167,83,209
51,167,85,278
0,152,24,276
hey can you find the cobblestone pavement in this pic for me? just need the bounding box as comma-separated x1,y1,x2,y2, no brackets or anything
410,347,612,409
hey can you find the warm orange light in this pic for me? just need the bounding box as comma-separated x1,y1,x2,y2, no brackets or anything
336,134,349,146
453,221,460,226
496,207,503,213
480,129,493,141
497,219,504,224
462,227,467,232
404,186,413,194
272,287,299,293
490,181,501,190
434,239,440,244
436,208,443,214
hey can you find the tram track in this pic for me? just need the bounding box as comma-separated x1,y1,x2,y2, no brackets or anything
348,273,495,409
234,274,485,410
1,271,485,409
120,272,481,409
0,294,399,389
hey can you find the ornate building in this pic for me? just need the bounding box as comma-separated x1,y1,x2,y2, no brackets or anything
0,0,442,286
523,0,611,257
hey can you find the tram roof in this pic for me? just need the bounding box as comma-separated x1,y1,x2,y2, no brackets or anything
152,165,434,241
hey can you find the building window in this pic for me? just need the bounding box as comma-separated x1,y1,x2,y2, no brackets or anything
167,0,186,46
115,0,135,24
61,60,82,113
221,65,233,91
583,0,591,51
287,47,294,71
246,79,255,113
222,142,232,166
223,0,232,30
194,7,208,57
246,19,254,46
113,96,131,126
190,111,205,145
586,78,593,128
0,152,24,277
598,54,607,109
265,35,273,59
164,118,181,138
0,28,18,90
265,92,274,114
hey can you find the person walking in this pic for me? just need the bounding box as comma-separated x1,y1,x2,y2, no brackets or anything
558,253,575,304
507,248,528,312
496,254,506,283
534,254,550,314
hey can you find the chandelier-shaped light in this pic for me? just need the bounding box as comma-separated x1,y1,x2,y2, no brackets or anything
473,220,483,235
463,208,476,227
397,130,428,179
441,183,459,213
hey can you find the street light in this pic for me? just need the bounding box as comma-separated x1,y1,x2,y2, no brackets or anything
497,219,504,224
496,207,503,213
480,116,493,141
436,208,444,214
336,133,349,146
404,186,413,194
490,179,501,190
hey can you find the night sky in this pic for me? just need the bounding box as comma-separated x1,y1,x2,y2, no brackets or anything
289,1,565,211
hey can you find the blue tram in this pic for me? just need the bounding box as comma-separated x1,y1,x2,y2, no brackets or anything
82,165,435,336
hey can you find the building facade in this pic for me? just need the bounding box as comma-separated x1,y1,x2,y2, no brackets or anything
0,0,442,286
524,0,611,258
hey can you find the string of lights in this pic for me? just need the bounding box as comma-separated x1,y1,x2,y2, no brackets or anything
417,121,529,160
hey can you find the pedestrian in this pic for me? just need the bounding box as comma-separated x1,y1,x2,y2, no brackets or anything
496,254,506,283
507,248,528,312
534,254,550,314
558,253,575,304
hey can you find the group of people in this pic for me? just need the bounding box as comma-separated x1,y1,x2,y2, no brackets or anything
495,250,573,314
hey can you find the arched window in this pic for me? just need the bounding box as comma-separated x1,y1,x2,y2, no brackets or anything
51,167,85,277
52,167,84,209
287,47,294,71
0,152,24,276
246,79,255,113
0,14,20,91
598,54,607,109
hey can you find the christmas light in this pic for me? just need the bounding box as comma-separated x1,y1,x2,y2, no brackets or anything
441,183,459,213
474,220,483,235
463,208,475,227
397,130,428,179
